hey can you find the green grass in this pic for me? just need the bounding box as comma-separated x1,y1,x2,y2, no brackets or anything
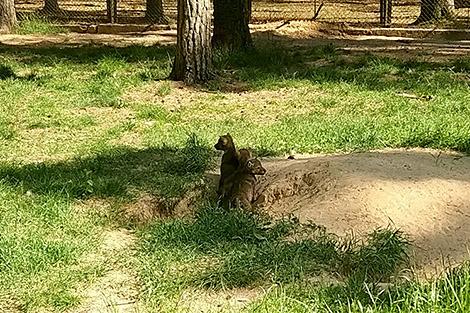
0,135,214,201
1,42,469,159
137,207,410,311
0,184,107,311
16,15,68,35
0,133,214,311
0,38,469,312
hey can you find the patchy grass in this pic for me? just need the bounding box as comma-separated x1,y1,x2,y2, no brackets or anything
137,207,410,311
0,135,214,312
0,135,214,201
0,185,107,312
138,207,470,312
247,261,470,312
0,42,469,162
0,38,469,312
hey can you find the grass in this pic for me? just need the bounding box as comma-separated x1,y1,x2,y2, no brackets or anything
137,207,410,311
1,42,469,160
246,261,470,312
137,207,469,312
0,135,213,312
0,184,107,311
0,36,469,312
0,135,214,200
16,15,68,35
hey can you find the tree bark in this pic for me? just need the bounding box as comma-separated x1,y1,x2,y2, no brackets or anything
414,0,454,23
146,0,167,23
212,0,252,50
0,0,17,34
170,0,212,85
106,0,117,23
42,0,61,13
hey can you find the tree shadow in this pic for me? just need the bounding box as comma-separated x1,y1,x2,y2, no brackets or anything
211,34,470,93
0,43,174,67
0,135,215,201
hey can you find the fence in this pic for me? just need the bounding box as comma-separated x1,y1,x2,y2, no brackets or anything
15,0,470,28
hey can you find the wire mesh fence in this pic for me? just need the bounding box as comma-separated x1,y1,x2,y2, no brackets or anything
14,0,470,28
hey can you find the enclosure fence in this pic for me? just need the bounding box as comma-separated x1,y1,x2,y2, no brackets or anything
15,0,470,28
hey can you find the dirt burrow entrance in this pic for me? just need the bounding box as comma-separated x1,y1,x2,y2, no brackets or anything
253,149,470,276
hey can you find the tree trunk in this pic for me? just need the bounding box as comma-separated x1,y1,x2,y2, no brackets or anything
414,0,454,23
43,0,61,12
170,0,212,84
212,0,252,50
106,0,117,23
146,0,167,23
0,0,17,34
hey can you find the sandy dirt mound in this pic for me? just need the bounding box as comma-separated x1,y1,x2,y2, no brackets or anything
253,149,470,275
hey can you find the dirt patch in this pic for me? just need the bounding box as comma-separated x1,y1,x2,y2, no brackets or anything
177,288,260,313
254,160,334,208
252,149,470,276
251,21,470,62
119,148,470,275
125,82,323,125
74,229,141,313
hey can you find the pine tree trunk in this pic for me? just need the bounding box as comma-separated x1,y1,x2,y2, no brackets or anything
170,0,212,85
42,0,61,13
212,0,252,50
414,0,454,23
0,0,17,34
146,0,167,23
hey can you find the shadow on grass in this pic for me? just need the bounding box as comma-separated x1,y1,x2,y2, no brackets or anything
1,37,469,93
212,39,470,92
0,64,39,81
139,207,410,292
0,134,215,201
0,43,174,64
139,203,470,311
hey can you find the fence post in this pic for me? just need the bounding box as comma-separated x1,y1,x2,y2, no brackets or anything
106,0,118,23
379,0,392,27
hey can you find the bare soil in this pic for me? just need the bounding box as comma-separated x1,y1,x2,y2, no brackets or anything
253,149,470,276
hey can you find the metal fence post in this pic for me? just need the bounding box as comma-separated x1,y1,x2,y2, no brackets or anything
106,0,118,23
380,0,392,27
